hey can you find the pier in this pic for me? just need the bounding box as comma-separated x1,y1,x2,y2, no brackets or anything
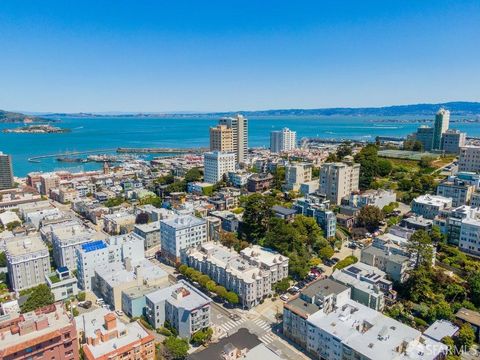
28,149,117,163
116,147,208,154
27,147,207,163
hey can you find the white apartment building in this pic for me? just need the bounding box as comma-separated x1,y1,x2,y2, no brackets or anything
319,162,361,205
52,223,99,270
6,234,50,292
458,208,480,256
75,240,121,291
219,114,248,164
145,280,211,339
160,215,207,263
306,299,447,360
203,151,236,184
459,146,480,173
270,128,297,153
285,163,312,191
186,242,289,308
411,194,452,219
348,189,397,209
442,129,466,154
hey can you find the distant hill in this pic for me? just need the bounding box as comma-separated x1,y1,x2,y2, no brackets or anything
205,101,480,117
0,110,52,123
15,101,480,119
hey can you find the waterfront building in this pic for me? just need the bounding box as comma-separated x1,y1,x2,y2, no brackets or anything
415,126,435,151
39,173,60,196
283,278,350,348
145,280,211,339
210,124,234,152
436,178,475,207
186,242,289,308
411,194,452,219
160,215,207,263
76,308,155,360
285,162,312,191
306,299,447,360
51,223,97,270
331,262,391,311
45,267,79,301
219,114,248,164
0,303,79,360
433,108,450,150
270,127,297,153
442,129,466,154
203,151,236,184
0,151,14,190
459,145,480,173
6,234,50,292
319,162,360,205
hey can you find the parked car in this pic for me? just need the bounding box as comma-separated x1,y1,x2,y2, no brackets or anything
332,257,340,264
78,300,92,309
280,294,289,302
115,310,124,316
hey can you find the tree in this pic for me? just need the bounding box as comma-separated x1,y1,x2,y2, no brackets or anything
198,275,211,288
214,285,227,298
20,284,55,313
419,156,435,168
206,280,216,292
241,194,274,241
401,267,433,303
334,256,358,270
0,252,6,267
184,167,203,183
336,143,353,159
225,291,239,304
190,328,213,345
163,337,189,360
357,205,384,232
319,246,334,260
135,212,149,224
407,230,433,269
77,292,86,301
430,225,446,243
457,323,475,351
468,273,480,307
139,195,162,208
178,264,188,274
6,221,21,231
377,159,393,177
273,278,290,294
354,144,379,189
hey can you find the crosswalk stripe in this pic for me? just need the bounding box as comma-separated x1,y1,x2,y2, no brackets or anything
260,333,276,344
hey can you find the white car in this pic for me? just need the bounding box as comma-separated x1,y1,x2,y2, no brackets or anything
280,295,289,302
115,310,124,316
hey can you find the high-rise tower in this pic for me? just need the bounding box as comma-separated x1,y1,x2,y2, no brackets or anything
218,114,248,164
433,108,450,150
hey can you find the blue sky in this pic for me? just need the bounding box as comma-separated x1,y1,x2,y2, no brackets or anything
0,1,479,112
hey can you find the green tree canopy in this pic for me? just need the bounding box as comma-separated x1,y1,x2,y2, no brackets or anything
357,205,384,232
20,284,55,313
163,336,189,360
407,230,434,269
457,323,475,351
242,194,275,241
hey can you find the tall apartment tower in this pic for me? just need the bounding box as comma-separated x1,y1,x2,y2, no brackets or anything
270,128,297,153
210,124,234,152
0,151,14,190
433,108,450,150
203,151,236,184
319,162,360,205
218,114,248,164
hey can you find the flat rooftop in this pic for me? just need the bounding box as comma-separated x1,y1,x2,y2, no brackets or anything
146,280,211,311
161,215,206,230
5,234,48,257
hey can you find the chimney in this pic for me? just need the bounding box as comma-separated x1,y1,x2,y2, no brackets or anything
104,313,117,331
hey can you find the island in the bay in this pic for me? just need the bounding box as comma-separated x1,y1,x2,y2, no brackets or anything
2,124,70,133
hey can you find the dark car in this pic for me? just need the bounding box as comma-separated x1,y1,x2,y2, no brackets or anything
332,257,340,264
78,300,92,309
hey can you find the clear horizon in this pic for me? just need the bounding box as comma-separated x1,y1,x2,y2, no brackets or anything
1,1,479,113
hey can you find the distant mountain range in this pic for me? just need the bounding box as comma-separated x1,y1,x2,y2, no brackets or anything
0,110,53,123
4,101,480,121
